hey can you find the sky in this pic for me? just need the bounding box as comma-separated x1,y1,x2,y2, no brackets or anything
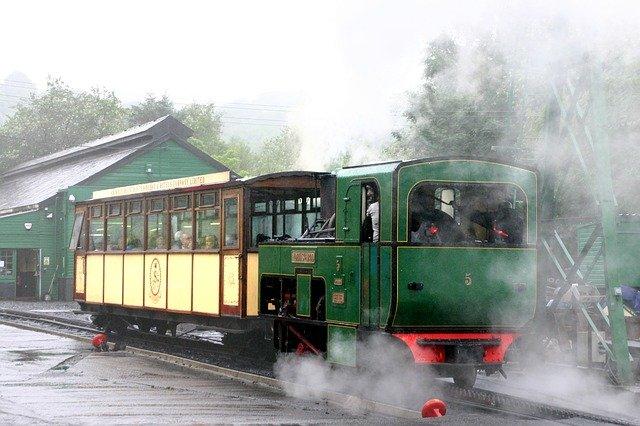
1,0,640,168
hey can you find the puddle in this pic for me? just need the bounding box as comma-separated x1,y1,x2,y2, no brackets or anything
9,349,74,363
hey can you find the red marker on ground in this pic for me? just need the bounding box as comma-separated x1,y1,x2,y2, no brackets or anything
91,333,108,350
421,399,446,418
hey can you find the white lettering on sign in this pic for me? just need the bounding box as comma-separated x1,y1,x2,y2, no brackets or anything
92,171,231,199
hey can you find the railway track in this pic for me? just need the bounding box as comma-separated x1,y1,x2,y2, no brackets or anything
0,308,636,425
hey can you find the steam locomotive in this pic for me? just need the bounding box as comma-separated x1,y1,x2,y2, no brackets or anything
72,157,537,387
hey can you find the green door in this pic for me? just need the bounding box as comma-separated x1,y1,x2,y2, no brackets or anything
360,243,380,327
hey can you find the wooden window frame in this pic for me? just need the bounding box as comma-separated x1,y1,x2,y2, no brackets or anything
194,190,221,253
222,193,241,250
169,193,194,252
125,198,144,252
88,203,106,252
146,197,168,252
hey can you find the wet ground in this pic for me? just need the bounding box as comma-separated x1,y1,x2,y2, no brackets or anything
2,301,635,424
0,324,395,424
0,301,90,323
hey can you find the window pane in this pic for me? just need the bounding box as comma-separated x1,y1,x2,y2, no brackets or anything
147,213,166,250
108,203,121,216
0,250,13,276
305,212,318,231
89,220,104,251
70,212,85,250
254,202,267,213
285,213,303,238
171,211,193,250
126,215,144,251
129,201,142,214
91,206,102,218
199,192,217,207
173,195,189,210
106,217,124,250
276,215,283,235
150,198,165,212
252,215,273,246
196,209,220,249
284,199,295,211
224,198,239,247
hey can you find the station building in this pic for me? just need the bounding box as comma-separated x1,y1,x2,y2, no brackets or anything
0,116,232,301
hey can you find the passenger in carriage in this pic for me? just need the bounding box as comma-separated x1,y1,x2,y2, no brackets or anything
173,230,193,250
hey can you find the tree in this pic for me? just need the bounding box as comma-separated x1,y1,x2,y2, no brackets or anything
324,148,352,172
127,94,175,126
0,79,127,171
387,36,521,160
253,127,301,175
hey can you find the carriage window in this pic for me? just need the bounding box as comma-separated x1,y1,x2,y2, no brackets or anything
70,212,85,250
0,249,14,276
224,198,239,247
196,208,220,249
408,182,526,246
149,198,165,212
171,210,193,250
128,200,142,214
126,215,144,251
91,206,102,218
89,218,104,251
173,195,190,210
106,216,124,250
147,213,166,250
197,191,218,207
108,203,121,216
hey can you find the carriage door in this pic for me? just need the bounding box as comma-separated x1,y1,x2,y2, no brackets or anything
220,188,243,316
360,182,380,327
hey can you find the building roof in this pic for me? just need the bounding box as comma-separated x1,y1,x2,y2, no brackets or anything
0,115,230,215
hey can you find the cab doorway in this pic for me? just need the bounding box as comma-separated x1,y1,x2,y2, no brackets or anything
16,249,39,300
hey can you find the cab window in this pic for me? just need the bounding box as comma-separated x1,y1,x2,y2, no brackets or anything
408,182,526,246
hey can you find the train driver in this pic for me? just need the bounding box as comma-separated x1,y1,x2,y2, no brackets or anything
364,185,379,242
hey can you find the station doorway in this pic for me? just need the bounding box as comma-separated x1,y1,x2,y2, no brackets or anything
16,249,39,300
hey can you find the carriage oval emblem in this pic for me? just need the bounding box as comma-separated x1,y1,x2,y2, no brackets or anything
464,273,472,286
149,258,162,301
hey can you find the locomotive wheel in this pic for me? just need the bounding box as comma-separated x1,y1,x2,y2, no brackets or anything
452,366,478,389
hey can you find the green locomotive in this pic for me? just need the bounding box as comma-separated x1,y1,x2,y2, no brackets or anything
259,157,537,387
